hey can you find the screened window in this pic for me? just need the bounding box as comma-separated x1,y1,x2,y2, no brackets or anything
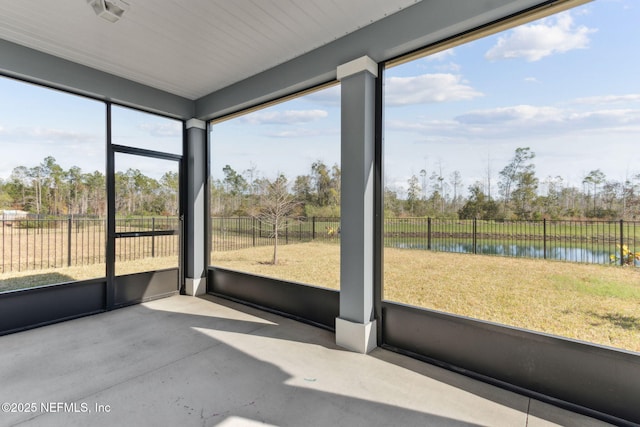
112,105,182,155
0,77,106,291
210,85,341,290
383,1,640,352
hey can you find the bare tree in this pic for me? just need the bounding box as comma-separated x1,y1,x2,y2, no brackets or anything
449,170,462,209
255,174,300,265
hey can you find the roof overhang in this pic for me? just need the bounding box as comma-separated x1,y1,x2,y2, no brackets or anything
0,0,582,120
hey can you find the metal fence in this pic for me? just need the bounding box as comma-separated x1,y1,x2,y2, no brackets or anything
211,216,341,252
212,216,640,266
3,216,637,273
115,217,180,263
1,217,180,273
385,218,639,265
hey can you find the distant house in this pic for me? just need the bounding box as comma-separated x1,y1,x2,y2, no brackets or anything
1,209,29,225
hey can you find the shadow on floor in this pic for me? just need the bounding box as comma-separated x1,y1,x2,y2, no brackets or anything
0,294,613,426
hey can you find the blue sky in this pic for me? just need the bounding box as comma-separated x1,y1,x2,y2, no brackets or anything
1,0,639,198
212,0,640,197
0,83,182,179
210,86,341,185
383,0,640,195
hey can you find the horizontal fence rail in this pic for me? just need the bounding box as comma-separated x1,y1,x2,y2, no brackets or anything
211,217,639,267
1,216,180,274
115,217,180,263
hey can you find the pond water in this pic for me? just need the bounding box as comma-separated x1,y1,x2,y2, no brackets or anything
391,241,622,265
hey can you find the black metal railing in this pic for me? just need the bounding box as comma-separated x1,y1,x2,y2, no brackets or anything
384,218,639,265
2,216,637,273
1,216,180,273
115,217,180,263
211,216,639,266
210,216,341,252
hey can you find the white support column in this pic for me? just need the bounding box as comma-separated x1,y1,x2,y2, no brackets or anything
336,56,378,354
185,118,207,296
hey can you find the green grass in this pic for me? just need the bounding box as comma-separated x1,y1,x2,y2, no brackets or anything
550,274,640,299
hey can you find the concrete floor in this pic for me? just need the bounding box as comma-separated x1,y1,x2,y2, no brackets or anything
0,295,613,427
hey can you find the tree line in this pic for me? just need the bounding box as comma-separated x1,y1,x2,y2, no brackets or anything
432,147,640,221
213,149,640,221
211,161,341,218
0,156,178,217
3,151,640,220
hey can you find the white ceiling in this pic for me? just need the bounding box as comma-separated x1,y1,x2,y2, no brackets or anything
0,0,421,100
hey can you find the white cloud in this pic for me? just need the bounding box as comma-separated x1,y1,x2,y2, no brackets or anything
573,109,640,128
456,105,563,125
524,77,540,84
456,105,640,137
388,104,640,141
304,86,340,107
573,5,592,16
572,94,640,105
266,128,339,139
425,48,455,62
140,122,182,137
386,118,459,135
434,62,462,73
27,127,94,142
242,109,328,125
485,12,596,62
385,73,483,106
0,126,100,148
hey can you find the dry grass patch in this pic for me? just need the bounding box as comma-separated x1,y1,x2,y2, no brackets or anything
0,256,178,292
213,242,639,352
385,248,640,352
212,242,340,289
3,240,638,352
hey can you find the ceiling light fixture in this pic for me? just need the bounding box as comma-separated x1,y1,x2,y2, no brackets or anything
87,0,130,23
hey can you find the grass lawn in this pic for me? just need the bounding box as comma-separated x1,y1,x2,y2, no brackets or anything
384,248,640,353
2,241,638,353
0,256,178,292
211,241,640,353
